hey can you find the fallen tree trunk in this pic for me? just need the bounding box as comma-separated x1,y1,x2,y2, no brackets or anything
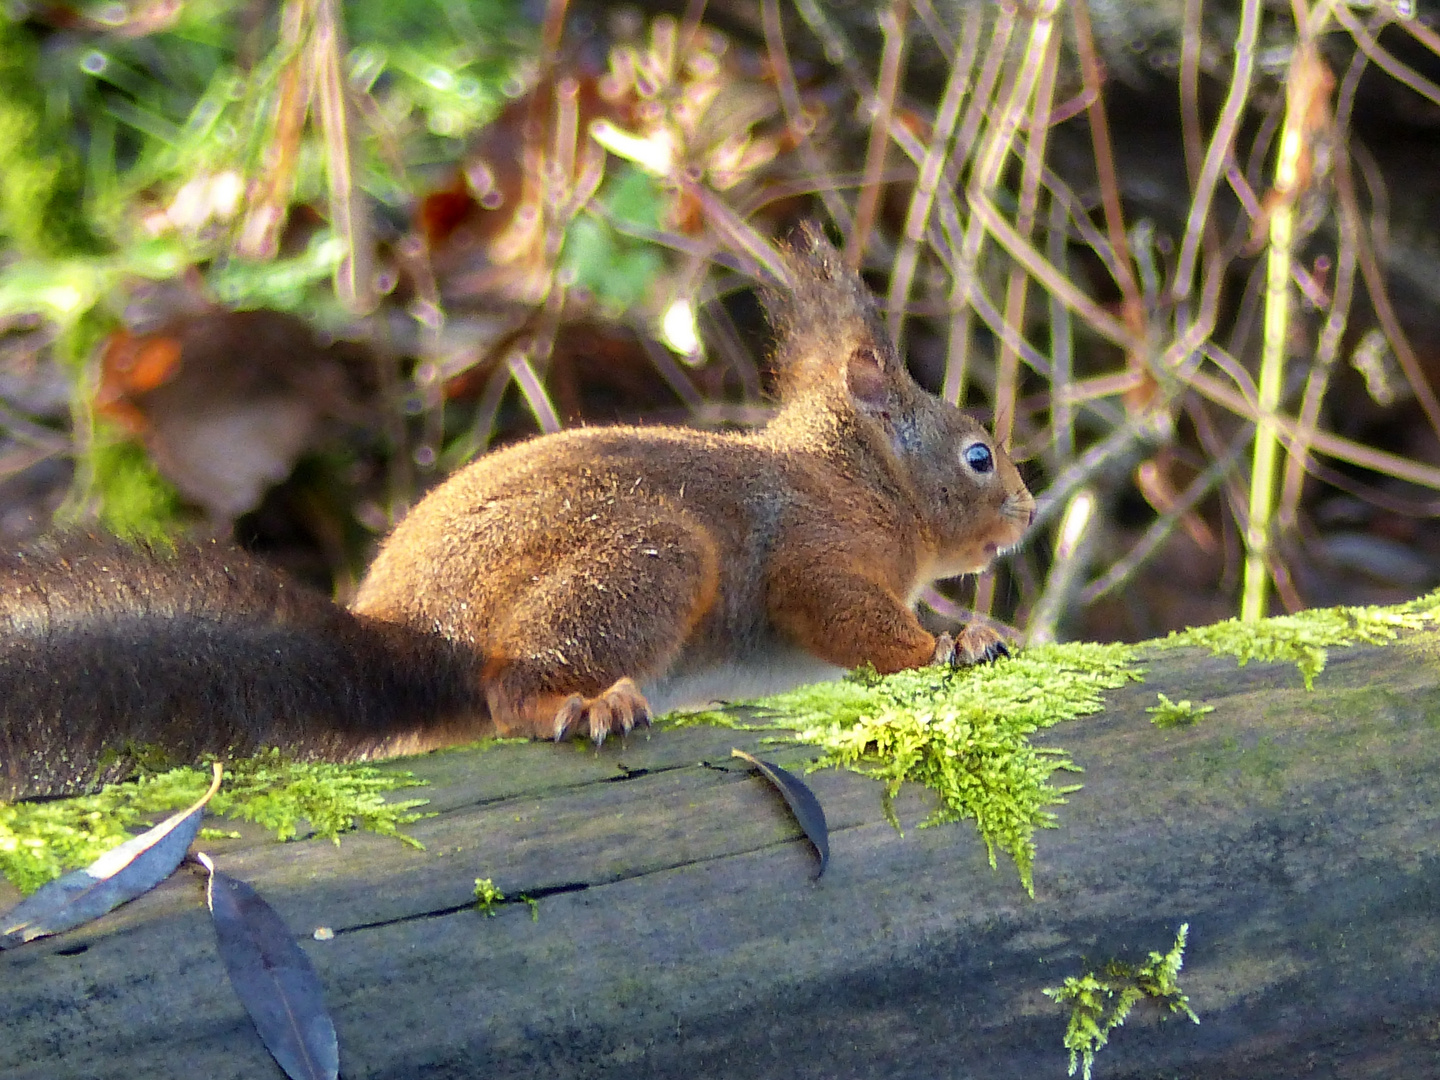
3,630,1440,1079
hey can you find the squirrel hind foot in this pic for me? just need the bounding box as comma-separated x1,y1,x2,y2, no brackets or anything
551,678,652,744
932,625,1011,667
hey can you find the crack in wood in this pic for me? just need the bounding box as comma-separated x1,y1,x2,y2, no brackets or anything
332,882,592,936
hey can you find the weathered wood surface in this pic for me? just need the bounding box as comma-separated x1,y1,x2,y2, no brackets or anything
4,632,1440,1079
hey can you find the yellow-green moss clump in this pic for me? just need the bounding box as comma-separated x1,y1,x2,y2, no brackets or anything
0,750,430,894
715,642,1143,896
1146,693,1215,729
1043,923,1198,1080
473,877,505,916
1155,592,1440,688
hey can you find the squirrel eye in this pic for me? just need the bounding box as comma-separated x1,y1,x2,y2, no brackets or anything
963,443,995,474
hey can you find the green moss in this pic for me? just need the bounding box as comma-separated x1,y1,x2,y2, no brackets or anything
1043,924,1198,1080
211,751,432,846
718,642,1143,896
1,767,205,895
660,708,773,731
1147,693,1215,729
666,592,1440,896
1155,591,1440,689
0,751,431,894
473,877,505,916
87,437,185,540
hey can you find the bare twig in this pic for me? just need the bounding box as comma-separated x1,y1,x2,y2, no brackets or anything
1179,0,1220,259
313,0,372,313
1068,0,1141,332
1083,432,1249,603
995,25,1060,443
1332,4,1440,108
1173,0,1261,299
1189,369,1440,492
760,0,853,231
888,3,982,344
1046,191,1076,460
938,1,1018,402
847,0,910,267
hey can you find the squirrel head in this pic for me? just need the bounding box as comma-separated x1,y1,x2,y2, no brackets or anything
764,223,1035,577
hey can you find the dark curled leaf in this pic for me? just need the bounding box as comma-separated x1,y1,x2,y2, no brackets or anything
1,762,223,948
198,852,339,1080
732,749,829,877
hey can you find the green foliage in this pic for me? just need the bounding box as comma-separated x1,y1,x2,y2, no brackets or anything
1146,693,1214,729
0,22,99,258
0,3,527,319
562,168,667,312
660,708,772,731
1043,924,1198,1080
1157,591,1440,689
473,876,504,915
210,750,432,846
207,232,352,318
740,642,1144,896
471,878,540,919
0,1,530,527
0,751,431,893
49,317,190,539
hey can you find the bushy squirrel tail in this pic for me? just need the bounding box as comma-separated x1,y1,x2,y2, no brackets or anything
0,535,487,801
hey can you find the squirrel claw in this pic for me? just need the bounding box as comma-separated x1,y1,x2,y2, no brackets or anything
933,625,1012,668
552,678,652,744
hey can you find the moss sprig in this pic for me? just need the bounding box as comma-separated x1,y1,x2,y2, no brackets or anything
0,751,431,894
473,877,505,916
741,642,1143,895
1043,924,1198,1080
1147,693,1215,729
1155,591,1440,689
0,768,207,894
209,750,432,847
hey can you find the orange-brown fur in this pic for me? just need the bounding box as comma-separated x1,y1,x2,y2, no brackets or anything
354,225,1033,742
0,226,1032,799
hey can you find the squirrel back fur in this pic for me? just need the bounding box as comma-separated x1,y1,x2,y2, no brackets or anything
1,225,1034,801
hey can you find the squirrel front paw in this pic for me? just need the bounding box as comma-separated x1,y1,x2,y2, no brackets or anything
931,624,1011,667
552,677,652,744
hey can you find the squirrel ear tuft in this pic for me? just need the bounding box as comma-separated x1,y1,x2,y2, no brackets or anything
764,221,900,399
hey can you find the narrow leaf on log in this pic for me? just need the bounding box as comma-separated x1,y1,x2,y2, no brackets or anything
198,852,339,1080
732,749,829,876
0,762,223,948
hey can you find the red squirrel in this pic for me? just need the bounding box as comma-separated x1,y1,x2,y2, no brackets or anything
0,226,1034,801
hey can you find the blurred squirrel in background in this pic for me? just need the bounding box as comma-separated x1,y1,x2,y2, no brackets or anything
0,225,1034,801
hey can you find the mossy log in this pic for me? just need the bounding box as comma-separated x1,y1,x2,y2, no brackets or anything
4,631,1440,1079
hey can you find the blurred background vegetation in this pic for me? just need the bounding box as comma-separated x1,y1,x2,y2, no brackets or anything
1,0,1438,644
